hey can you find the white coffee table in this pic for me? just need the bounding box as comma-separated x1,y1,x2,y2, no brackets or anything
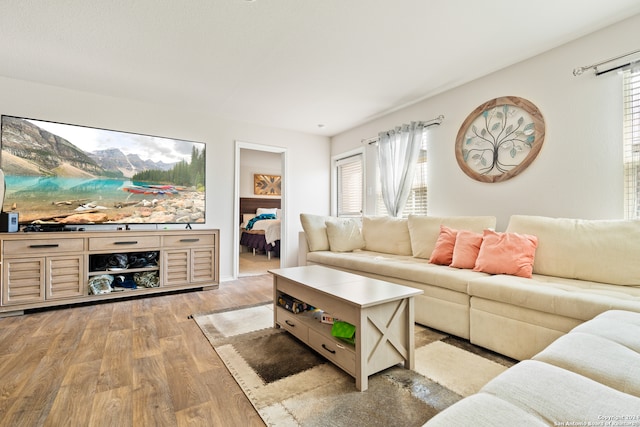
270,265,423,391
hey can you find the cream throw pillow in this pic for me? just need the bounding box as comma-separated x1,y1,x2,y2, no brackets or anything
408,215,497,259
325,218,365,252
300,213,330,252
362,216,412,255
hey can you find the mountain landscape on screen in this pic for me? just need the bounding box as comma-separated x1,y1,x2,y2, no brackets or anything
0,116,206,225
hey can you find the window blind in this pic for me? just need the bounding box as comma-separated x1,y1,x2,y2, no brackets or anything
623,69,640,219
336,154,363,218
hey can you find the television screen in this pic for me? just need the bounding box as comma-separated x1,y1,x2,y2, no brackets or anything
0,115,206,226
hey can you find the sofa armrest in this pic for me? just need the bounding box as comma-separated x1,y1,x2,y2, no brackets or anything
298,231,310,266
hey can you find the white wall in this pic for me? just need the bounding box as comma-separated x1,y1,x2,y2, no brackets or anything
239,149,282,199
0,76,331,279
332,14,640,231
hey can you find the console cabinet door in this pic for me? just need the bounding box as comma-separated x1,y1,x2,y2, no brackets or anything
163,248,216,286
46,255,85,300
191,247,216,283
163,249,190,286
2,257,46,306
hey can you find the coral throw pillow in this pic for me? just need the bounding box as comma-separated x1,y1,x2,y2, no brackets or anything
429,225,458,265
450,230,484,269
473,230,538,278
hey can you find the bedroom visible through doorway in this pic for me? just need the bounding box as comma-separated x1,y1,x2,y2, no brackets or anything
236,145,285,277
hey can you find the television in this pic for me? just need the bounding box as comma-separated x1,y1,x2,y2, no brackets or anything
0,115,206,227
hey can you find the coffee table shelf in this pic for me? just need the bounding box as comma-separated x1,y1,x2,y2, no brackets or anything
276,305,357,376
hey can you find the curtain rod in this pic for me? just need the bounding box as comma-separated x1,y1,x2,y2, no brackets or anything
361,115,444,145
573,48,640,76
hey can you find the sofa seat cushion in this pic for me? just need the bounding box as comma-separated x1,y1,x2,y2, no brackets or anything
483,360,640,425
570,309,640,353
427,360,640,426
306,250,489,293
468,274,640,321
424,392,549,426
533,331,640,397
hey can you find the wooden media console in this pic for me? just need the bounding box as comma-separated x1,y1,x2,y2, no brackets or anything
0,229,219,316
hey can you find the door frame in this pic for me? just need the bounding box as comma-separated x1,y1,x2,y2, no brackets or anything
233,140,288,279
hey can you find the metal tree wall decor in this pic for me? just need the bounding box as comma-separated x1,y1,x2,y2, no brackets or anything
455,96,545,183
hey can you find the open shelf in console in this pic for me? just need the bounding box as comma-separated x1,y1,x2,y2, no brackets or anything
88,251,161,293
88,251,160,274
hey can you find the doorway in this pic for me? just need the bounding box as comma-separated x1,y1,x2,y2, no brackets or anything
234,141,287,278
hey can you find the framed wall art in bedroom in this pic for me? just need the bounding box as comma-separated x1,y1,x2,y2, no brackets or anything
254,174,281,195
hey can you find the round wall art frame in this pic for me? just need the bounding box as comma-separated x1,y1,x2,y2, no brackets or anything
455,96,545,183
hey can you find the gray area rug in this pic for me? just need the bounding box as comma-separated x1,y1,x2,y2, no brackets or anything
193,303,514,427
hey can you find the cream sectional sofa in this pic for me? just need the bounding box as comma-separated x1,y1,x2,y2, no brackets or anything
425,309,640,426
299,213,640,360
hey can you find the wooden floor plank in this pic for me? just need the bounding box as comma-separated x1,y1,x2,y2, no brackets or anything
31,310,68,338
96,329,133,392
2,355,67,426
133,313,162,359
88,386,133,427
197,365,266,427
0,337,53,404
108,299,133,331
46,306,100,360
178,319,221,373
44,360,102,427
73,320,110,364
175,400,233,427
152,302,184,339
0,314,47,357
132,354,178,426
131,296,154,318
160,334,213,411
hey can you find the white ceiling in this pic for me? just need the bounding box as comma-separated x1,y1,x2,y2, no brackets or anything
1,1,639,137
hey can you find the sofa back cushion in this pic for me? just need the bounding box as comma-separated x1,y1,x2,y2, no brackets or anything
325,217,365,252
362,216,412,255
506,215,640,286
300,213,330,252
408,215,497,259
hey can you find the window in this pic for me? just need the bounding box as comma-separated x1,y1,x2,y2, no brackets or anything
624,69,640,219
375,132,428,217
333,131,429,219
335,153,363,218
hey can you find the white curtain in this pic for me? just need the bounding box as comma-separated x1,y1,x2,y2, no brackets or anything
377,122,425,217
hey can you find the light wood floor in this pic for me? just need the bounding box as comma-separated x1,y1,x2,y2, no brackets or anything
239,251,281,276
0,275,273,427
